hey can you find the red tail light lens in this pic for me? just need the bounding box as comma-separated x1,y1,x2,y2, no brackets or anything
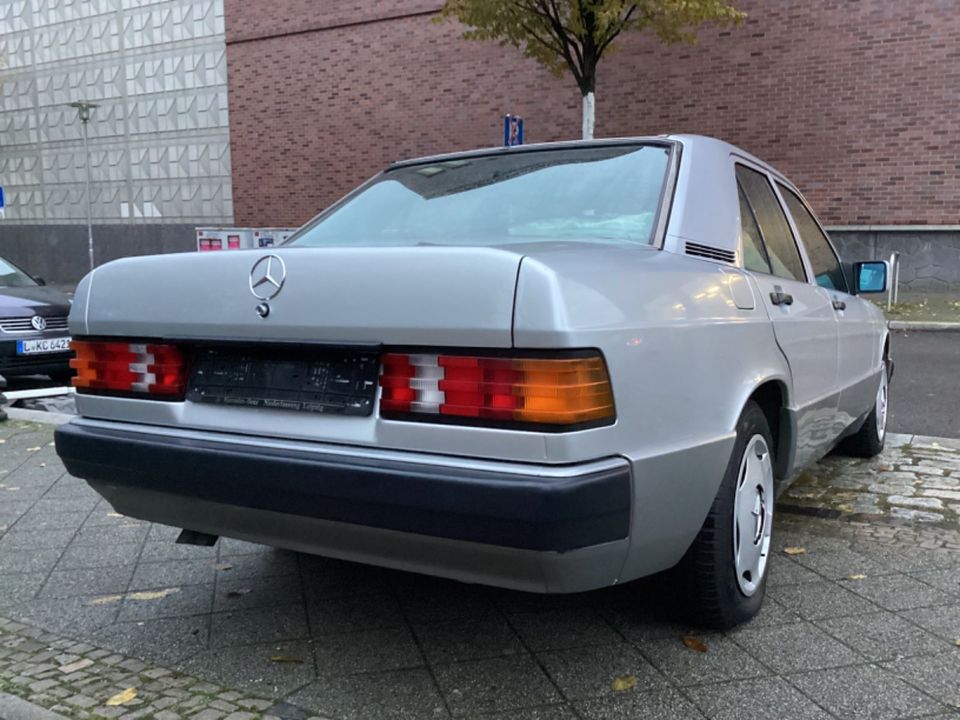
70,340,188,400
380,352,615,429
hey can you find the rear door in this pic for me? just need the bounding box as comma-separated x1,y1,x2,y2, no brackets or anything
736,163,840,469
776,183,878,425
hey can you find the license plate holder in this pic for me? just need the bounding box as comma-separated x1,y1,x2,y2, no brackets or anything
17,337,72,355
187,346,380,416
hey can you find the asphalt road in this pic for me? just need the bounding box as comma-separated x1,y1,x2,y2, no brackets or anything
888,330,960,439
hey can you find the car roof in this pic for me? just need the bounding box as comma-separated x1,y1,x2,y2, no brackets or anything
388,134,782,179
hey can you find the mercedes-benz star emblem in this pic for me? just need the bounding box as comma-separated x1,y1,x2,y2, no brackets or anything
31,316,47,331
249,254,287,301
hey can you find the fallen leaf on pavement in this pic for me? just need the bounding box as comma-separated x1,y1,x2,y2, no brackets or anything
105,688,138,706
270,655,304,664
89,595,124,606
59,658,94,674
128,588,179,602
847,574,867,580
681,636,708,653
783,547,807,556
214,562,234,571
954,639,960,647
611,675,637,692
106,512,124,518
226,588,252,599
26,447,40,452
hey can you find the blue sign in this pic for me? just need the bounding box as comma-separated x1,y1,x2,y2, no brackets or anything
0,186,4,219
503,115,524,147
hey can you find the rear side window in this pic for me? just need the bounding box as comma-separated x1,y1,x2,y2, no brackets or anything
735,165,806,282
778,184,848,292
738,184,772,274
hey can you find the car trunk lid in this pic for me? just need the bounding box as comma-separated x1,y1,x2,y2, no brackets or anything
80,246,521,347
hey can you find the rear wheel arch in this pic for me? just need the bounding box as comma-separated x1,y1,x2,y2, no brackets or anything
745,379,792,480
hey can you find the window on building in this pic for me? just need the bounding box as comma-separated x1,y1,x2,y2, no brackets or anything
735,165,807,282
778,184,848,292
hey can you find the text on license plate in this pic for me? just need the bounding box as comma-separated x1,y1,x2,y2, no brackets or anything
17,337,72,355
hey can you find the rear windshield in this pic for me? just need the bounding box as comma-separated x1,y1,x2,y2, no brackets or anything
286,144,671,248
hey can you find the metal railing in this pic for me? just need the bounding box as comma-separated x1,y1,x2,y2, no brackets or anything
887,251,901,311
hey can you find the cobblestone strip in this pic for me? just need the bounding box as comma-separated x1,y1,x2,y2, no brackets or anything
0,617,326,720
782,434,960,531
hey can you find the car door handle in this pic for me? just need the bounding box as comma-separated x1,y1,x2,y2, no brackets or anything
832,299,847,311
770,287,794,306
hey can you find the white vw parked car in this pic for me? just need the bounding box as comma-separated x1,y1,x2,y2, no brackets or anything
56,135,890,628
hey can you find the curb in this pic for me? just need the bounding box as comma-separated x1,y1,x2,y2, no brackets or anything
0,691,70,720
2,406,74,426
888,320,960,331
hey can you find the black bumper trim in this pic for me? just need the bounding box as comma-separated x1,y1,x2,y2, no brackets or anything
55,423,631,552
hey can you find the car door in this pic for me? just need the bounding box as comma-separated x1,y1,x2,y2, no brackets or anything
735,163,840,470
776,183,879,426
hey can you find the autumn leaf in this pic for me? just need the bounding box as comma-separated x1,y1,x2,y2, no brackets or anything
611,675,637,692
783,547,807,556
270,655,305,664
681,636,708,653
128,588,179,602
105,688,138,706
89,595,123,606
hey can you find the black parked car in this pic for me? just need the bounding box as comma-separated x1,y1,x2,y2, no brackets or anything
0,254,72,381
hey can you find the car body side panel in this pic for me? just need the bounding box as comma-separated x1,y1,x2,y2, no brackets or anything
513,247,792,577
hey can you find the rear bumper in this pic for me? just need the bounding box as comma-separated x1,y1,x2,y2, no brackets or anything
55,419,633,591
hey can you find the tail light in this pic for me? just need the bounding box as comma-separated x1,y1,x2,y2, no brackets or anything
199,238,223,251
70,340,188,400
380,352,615,429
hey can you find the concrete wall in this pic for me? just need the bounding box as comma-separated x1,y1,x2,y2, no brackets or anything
831,230,960,293
0,224,196,285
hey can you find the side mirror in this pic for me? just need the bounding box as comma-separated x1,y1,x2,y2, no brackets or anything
33,276,47,286
854,261,887,294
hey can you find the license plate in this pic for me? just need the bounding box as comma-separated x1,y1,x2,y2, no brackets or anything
17,337,72,355
187,347,380,416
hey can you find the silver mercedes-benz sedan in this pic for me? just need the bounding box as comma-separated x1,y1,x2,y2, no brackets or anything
55,135,890,628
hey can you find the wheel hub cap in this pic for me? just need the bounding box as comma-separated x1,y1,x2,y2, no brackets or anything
876,366,888,441
733,435,774,597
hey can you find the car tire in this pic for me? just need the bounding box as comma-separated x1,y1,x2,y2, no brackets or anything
836,360,889,459
678,400,775,629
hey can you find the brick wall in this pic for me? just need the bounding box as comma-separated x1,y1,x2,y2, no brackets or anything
226,0,960,228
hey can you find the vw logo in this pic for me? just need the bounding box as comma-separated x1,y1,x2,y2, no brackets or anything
31,316,47,331
249,254,287,301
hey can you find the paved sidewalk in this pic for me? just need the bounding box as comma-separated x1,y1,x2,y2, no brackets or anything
0,422,958,719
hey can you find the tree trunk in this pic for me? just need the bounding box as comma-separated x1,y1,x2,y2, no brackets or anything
581,91,595,140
